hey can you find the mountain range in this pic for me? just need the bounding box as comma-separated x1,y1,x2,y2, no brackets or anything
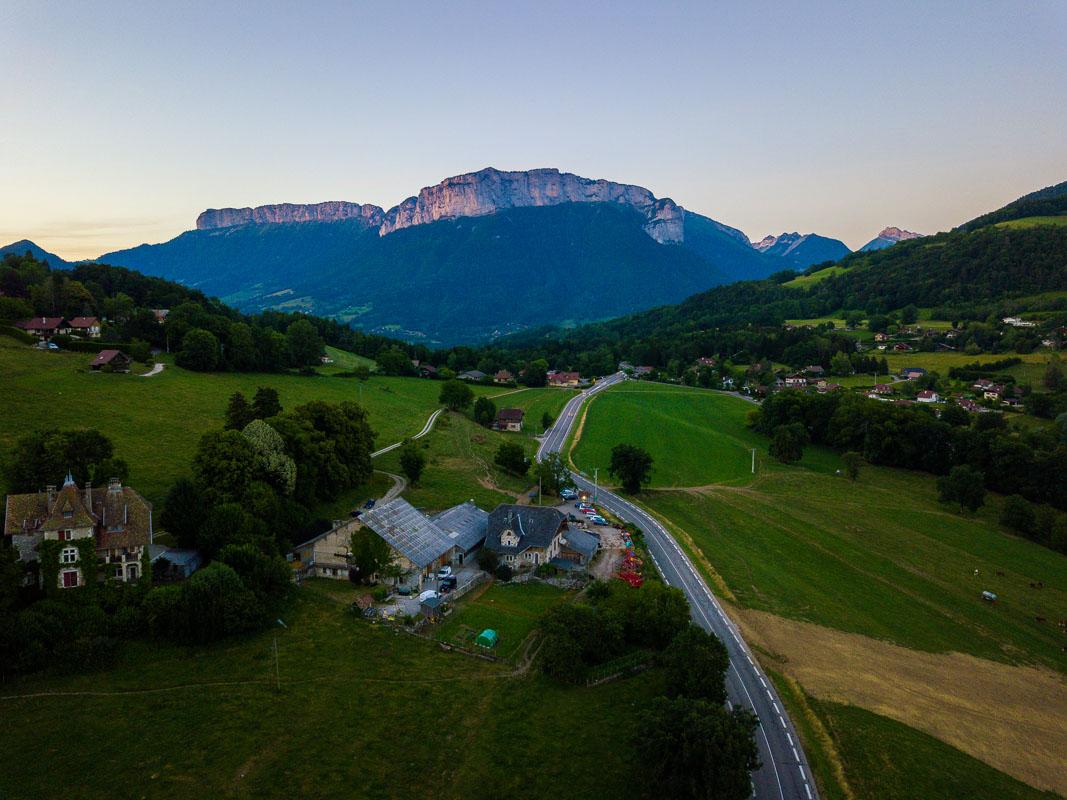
4,167,924,343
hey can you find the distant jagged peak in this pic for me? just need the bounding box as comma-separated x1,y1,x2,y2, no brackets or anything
875,226,923,241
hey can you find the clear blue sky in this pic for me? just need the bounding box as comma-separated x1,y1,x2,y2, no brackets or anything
3,0,1065,258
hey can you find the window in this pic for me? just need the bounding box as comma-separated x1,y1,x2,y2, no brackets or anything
60,547,78,564
127,565,138,581
58,530,70,541
62,570,79,588
115,566,123,578
63,510,73,519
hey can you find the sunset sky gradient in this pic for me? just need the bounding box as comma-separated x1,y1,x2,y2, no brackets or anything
3,0,1066,258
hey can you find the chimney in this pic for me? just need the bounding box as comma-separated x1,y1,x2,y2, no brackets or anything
46,485,56,507
85,481,92,507
108,477,121,494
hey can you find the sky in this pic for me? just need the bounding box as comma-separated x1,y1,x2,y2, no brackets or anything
2,0,1066,258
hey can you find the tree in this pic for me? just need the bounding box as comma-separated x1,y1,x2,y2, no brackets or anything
662,625,730,704
160,477,206,550
3,428,120,493
999,494,1035,535
242,419,297,495
1044,360,1064,391
535,452,574,496
376,346,413,376
830,351,853,376
473,396,497,427
224,392,254,430
522,358,549,388
843,310,865,329
285,319,323,368
217,543,291,605
541,411,554,432
900,304,919,324
177,328,220,371
769,422,808,464
226,322,258,371
399,441,426,486
252,387,282,419
937,465,987,513
192,429,256,507
635,697,760,800
608,444,654,493
494,441,530,477
476,547,499,573
439,379,474,411
841,451,862,481
349,528,394,584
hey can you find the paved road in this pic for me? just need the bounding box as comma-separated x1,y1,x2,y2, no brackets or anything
538,373,818,800
370,407,444,458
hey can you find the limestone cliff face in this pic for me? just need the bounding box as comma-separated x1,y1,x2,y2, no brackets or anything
196,201,384,230
195,168,686,244
380,168,685,243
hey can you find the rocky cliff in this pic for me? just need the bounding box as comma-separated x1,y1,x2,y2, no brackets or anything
196,201,384,230
195,168,686,244
859,226,924,252
379,167,684,243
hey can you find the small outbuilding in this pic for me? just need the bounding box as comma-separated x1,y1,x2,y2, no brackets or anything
90,349,131,372
475,629,499,649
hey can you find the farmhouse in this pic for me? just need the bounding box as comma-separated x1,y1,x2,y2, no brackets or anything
549,371,581,386
417,364,438,378
431,500,489,563
901,367,926,380
695,356,717,368
458,370,487,381
632,366,654,377
493,408,525,432
484,505,568,569
67,316,102,338
916,390,940,403
15,317,66,339
292,517,360,580
872,384,894,395
785,375,807,389
89,349,131,372
360,498,460,589
493,369,514,384
803,365,825,377
892,342,914,352
4,474,153,589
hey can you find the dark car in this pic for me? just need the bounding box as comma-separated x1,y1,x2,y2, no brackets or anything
349,509,362,518
363,498,376,509
439,576,457,593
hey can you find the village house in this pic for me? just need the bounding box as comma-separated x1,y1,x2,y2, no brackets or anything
291,517,360,580
785,375,807,389
4,474,153,589
872,384,894,395
695,356,717,368
89,349,131,372
458,369,487,382
484,505,568,570
493,369,514,384
901,367,926,380
803,365,825,378
874,332,889,342
15,317,66,339
892,342,914,352
1002,316,1036,328
816,382,843,394
320,355,335,365
549,370,581,386
430,501,489,564
957,397,983,413
359,498,463,589
152,309,169,324
493,408,525,432
916,390,941,403
632,366,654,377
417,363,438,378
618,361,635,372
973,378,995,391
67,316,102,338
984,385,1005,401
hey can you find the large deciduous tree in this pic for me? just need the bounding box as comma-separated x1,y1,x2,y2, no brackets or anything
439,379,474,411
609,444,654,493
494,441,530,477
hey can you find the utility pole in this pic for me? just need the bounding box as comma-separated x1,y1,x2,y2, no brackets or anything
751,448,756,475
593,467,598,502
538,475,542,506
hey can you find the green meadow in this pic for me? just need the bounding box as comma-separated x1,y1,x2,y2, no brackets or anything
571,382,839,487
0,580,662,800
0,338,504,503
996,215,1067,230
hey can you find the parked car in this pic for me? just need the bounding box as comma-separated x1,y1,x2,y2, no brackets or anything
560,489,578,501
437,566,453,579
576,502,593,510
396,585,413,596
418,589,439,603
439,576,457,592
568,513,580,522
363,498,376,509
589,515,609,526
349,509,362,518
581,508,597,515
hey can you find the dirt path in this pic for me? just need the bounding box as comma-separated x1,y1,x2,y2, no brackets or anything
139,362,164,377
734,607,1067,796
376,470,407,503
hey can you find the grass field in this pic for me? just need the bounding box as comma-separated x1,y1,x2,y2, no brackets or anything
782,266,848,288
435,582,571,659
996,215,1067,230
489,386,577,435
317,344,376,374
644,469,1067,671
376,411,535,512
0,580,662,800
0,338,500,503
881,349,1054,387
571,382,840,487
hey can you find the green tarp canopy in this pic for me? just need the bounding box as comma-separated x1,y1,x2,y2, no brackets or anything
475,629,499,648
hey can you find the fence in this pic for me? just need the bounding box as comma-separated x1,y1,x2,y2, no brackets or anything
585,649,654,686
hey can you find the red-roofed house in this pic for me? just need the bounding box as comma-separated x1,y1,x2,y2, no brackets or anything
493,408,525,432
916,390,940,403
89,349,131,372
494,369,514,384
67,316,102,338
549,371,581,387
15,317,66,339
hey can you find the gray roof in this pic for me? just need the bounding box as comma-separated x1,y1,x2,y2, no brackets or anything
559,527,598,560
458,370,487,380
431,501,489,552
360,498,454,569
485,505,566,556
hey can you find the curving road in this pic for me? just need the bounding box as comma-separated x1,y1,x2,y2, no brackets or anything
538,373,818,800
370,407,444,459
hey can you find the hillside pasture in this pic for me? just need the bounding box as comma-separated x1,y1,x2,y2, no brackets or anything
0,581,660,800
0,338,498,503
571,382,839,487
996,215,1067,230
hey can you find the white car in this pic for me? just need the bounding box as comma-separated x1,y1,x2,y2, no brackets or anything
418,590,439,603
437,566,453,579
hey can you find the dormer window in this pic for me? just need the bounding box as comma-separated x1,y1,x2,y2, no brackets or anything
63,510,73,519
500,529,519,547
